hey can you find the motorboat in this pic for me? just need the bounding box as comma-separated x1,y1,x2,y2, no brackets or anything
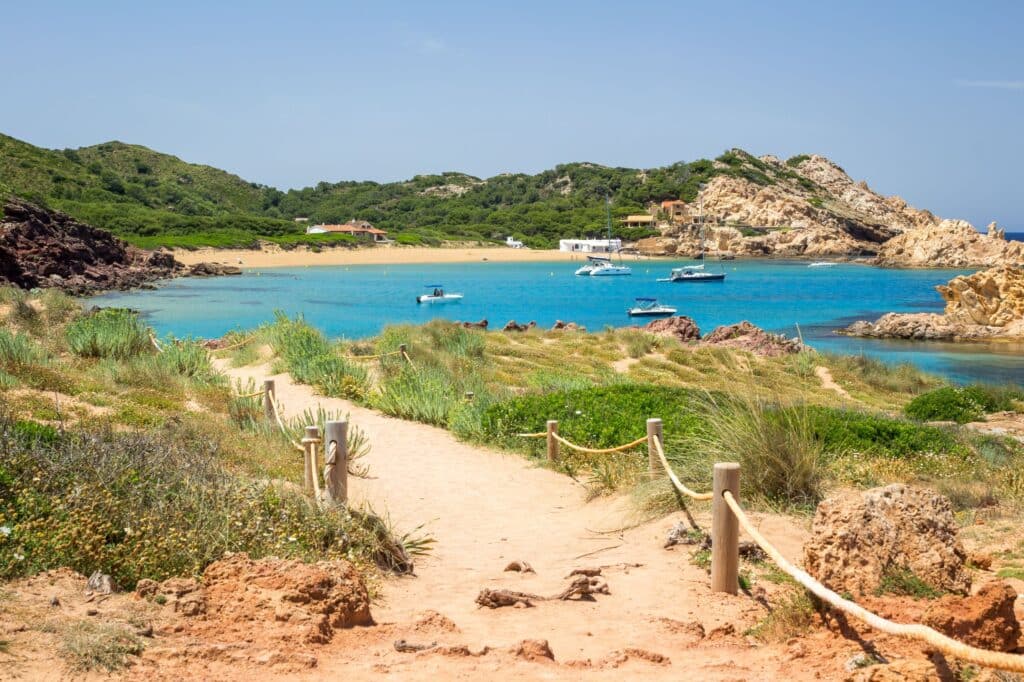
589,260,632,276
659,265,726,282
808,261,838,268
627,297,677,317
575,255,612,276
416,285,464,303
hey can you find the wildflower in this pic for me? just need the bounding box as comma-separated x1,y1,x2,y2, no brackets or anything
14,552,24,561
0,526,11,537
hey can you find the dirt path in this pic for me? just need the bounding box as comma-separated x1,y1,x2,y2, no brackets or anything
815,365,852,400
208,362,818,680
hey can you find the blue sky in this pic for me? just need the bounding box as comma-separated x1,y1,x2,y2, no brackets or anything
2,0,1021,227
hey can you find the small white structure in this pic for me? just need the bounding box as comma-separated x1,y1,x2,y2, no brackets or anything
505,236,524,248
558,238,623,254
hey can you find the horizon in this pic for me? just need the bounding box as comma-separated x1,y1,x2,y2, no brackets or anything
3,1,1022,228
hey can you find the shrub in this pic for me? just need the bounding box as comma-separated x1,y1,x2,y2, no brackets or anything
0,329,49,370
809,407,968,459
264,313,367,399
904,386,995,424
66,309,151,360
372,365,459,426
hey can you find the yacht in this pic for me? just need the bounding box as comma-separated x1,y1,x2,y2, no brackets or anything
659,265,726,282
589,260,632,276
416,285,464,303
575,255,612,276
627,297,677,317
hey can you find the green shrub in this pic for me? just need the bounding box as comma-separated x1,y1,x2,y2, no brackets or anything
66,309,151,360
156,338,222,384
901,384,1021,424
264,312,367,399
0,329,49,370
809,407,968,459
372,365,460,426
874,568,942,598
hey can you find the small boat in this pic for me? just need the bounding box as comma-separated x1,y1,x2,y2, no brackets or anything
627,297,677,317
808,261,837,268
658,265,726,282
575,255,612,276
416,285,464,303
589,260,632,276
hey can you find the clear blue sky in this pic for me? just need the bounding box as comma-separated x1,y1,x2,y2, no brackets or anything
3,0,1021,227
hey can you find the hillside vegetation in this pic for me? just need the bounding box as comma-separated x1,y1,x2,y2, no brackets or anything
1,132,824,249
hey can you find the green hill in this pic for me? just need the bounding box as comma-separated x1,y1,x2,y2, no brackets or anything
0,132,807,249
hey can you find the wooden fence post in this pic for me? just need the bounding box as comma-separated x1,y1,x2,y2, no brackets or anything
324,420,348,505
399,344,408,360
303,425,319,493
711,462,741,594
263,379,275,423
546,420,559,463
646,418,663,477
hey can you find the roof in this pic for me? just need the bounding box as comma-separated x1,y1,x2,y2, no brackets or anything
624,215,655,222
318,223,388,235
661,200,687,208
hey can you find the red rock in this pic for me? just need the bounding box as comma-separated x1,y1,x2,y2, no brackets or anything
923,581,1021,652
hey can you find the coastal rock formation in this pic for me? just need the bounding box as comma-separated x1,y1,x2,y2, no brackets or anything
701,321,805,356
875,219,1024,268
922,581,1021,652
187,261,243,277
802,484,971,597
642,315,702,342
843,266,1024,341
0,198,184,294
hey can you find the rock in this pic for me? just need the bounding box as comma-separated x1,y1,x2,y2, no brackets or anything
664,522,703,548
188,262,243,277
642,315,701,342
502,320,537,332
135,578,159,598
0,198,184,294
551,320,584,331
842,266,1024,341
876,219,1024,268
460,319,488,329
513,639,554,661
86,571,118,595
701,321,805,356
922,581,1021,651
803,484,970,597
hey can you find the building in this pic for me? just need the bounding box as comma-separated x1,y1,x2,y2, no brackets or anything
659,200,690,224
623,214,656,229
306,220,390,243
505,236,524,248
558,238,623,253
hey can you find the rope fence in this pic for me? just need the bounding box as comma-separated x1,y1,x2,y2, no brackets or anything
213,334,256,352
514,412,1024,673
149,332,164,354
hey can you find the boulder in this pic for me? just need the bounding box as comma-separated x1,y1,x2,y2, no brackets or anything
803,484,970,597
188,262,243,277
86,571,118,595
642,315,701,342
502,320,536,332
922,581,1021,652
551,320,584,331
701,321,805,356
875,219,1024,268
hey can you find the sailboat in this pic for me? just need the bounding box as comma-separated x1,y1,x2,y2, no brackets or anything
575,255,612,276
587,196,631,276
659,193,725,283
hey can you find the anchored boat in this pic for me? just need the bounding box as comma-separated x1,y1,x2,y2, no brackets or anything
627,297,677,317
574,196,632,277
658,265,726,282
416,285,464,303
808,261,838,268
575,255,612,276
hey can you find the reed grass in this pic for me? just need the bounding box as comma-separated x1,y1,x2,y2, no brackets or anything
65,308,151,360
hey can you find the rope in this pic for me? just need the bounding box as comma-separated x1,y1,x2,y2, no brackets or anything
347,349,404,361
652,435,713,501
213,335,255,352
149,332,164,354
721,490,1024,673
235,390,266,399
402,350,416,369
516,432,548,438
301,435,323,502
551,433,647,455
266,389,305,452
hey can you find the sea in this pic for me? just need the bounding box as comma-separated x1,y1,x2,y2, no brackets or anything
89,255,1024,386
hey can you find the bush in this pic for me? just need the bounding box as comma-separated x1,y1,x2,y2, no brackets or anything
901,384,1022,424
809,407,968,459
264,312,367,399
156,337,223,385
66,309,151,360
371,365,460,426
0,329,49,370
0,414,407,587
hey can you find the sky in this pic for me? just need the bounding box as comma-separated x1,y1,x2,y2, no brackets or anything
2,0,1022,228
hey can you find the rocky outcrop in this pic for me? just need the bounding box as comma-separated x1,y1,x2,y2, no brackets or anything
803,484,971,597
187,261,243,277
0,198,184,294
642,315,702,342
922,581,1021,652
701,321,805,356
842,266,1024,341
875,219,1024,268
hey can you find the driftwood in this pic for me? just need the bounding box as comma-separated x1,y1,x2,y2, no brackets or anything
394,639,437,653
477,569,609,609
476,588,543,608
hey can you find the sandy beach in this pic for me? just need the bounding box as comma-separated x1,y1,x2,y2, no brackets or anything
170,245,644,268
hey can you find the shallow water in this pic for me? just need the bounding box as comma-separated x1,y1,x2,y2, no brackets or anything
89,258,1024,385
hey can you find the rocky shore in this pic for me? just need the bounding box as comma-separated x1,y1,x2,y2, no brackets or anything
0,199,240,295
842,265,1024,341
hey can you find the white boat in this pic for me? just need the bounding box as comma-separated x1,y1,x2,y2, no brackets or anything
627,297,677,317
589,260,632,276
575,255,612,276
416,285,464,303
808,261,837,268
658,265,725,282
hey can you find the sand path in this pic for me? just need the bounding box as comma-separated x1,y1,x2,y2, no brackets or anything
219,362,813,680
815,365,852,399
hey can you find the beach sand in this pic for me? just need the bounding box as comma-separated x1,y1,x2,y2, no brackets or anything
170,245,643,268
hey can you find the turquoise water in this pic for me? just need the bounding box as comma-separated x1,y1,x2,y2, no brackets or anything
89,259,1024,385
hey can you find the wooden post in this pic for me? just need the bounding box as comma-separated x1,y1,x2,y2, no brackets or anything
263,379,275,422
711,462,741,594
324,420,348,505
646,418,663,476
546,420,559,463
399,344,408,360
303,425,319,493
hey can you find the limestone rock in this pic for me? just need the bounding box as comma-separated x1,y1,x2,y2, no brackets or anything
642,315,701,342
701,321,805,356
875,220,1024,268
922,581,1021,652
188,262,243,277
86,571,118,595
803,484,970,597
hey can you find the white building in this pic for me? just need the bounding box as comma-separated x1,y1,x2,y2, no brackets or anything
558,238,623,253
505,236,524,248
